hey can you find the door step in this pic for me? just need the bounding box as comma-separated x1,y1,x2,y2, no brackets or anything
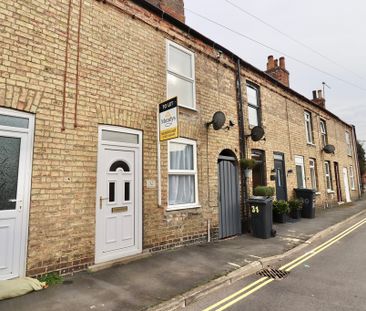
88,252,150,273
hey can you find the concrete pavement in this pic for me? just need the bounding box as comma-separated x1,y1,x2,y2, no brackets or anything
0,197,365,311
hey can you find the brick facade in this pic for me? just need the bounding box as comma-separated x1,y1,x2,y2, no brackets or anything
244,71,359,206
0,0,360,277
145,0,185,22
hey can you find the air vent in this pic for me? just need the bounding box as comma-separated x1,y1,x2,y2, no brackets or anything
256,268,289,280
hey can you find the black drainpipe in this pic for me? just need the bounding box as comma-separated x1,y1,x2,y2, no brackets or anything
235,58,249,233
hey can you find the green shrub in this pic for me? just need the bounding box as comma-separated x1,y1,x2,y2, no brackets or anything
38,272,63,286
288,198,303,211
253,186,275,197
273,200,290,214
240,158,257,169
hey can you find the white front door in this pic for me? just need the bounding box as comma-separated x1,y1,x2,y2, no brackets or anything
0,109,34,280
343,167,351,203
95,126,142,264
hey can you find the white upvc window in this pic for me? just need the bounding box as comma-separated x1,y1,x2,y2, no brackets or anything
309,158,318,191
168,138,199,210
320,119,327,147
246,83,260,127
324,161,333,190
304,111,314,144
295,156,306,189
167,41,196,110
345,131,352,156
349,165,356,190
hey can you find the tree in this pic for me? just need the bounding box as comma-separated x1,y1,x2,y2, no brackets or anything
357,140,366,179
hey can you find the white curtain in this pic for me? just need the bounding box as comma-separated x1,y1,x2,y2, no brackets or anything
170,143,193,170
169,175,195,205
169,143,195,205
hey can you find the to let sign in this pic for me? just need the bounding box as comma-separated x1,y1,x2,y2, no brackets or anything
159,97,178,141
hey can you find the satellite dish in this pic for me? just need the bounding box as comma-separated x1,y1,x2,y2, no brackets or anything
323,144,335,154
250,126,265,141
207,111,226,130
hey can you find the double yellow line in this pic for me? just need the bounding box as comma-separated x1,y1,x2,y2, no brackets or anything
203,217,366,311
280,216,366,271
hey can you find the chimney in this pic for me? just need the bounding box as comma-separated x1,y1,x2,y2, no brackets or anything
265,55,290,87
312,90,317,99
279,57,285,69
311,89,326,108
267,55,275,70
145,0,185,23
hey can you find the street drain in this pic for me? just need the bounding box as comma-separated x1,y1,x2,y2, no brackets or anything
256,268,289,280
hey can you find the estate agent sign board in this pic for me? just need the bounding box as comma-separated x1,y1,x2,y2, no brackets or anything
159,97,178,141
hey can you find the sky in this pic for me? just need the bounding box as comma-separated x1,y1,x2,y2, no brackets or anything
184,0,366,143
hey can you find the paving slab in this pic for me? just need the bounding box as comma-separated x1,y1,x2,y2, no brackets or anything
0,197,365,311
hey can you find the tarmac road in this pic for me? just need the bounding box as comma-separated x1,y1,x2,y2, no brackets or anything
185,217,366,311
1,202,365,311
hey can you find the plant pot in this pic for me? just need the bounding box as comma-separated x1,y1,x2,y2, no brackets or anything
290,209,301,219
244,169,252,178
273,212,288,223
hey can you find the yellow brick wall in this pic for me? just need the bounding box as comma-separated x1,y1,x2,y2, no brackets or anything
1,0,241,275
243,70,359,206
0,0,359,276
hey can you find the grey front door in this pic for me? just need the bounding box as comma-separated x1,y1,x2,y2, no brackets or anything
274,153,287,201
218,155,241,239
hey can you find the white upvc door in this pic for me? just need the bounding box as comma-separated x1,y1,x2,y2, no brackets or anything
95,126,142,264
0,109,34,280
343,167,351,203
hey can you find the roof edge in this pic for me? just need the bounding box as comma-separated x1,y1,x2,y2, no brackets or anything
129,0,353,129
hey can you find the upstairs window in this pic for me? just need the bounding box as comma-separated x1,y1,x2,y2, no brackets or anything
324,161,333,191
304,111,314,144
320,119,328,147
167,41,195,110
345,131,352,156
246,84,260,127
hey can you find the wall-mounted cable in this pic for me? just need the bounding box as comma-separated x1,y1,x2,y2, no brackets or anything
74,0,84,128
62,0,73,131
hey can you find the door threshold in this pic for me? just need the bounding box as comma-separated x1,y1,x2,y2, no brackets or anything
89,252,150,273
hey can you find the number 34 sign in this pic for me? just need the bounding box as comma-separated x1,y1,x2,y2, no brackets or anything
251,205,260,214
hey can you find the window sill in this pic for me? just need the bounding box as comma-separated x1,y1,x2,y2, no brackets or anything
327,190,335,194
178,104,197,112
167,203,201,212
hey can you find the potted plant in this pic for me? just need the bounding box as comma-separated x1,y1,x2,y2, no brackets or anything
273,200,290,223
288,198,303,219
253,186,275,197
240,158,257,178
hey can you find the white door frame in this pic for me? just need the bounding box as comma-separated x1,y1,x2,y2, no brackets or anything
343,167,351,203
0,108,35,279
95,125,142,264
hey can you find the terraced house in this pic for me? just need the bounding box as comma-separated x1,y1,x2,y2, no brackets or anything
0,0,361,279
